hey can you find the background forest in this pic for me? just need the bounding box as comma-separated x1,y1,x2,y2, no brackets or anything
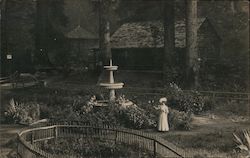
0,0,249,91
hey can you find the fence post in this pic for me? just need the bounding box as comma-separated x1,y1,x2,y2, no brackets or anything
31,132,34,144
212,92,215,99
115,130,118,144
16,134,20,157
54,126,58,138
248,93,250,119
153,140,157,158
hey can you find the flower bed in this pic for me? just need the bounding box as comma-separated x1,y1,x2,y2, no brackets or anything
39,138,157,158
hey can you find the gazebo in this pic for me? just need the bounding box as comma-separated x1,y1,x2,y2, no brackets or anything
110,18,221,70
65,25,99,70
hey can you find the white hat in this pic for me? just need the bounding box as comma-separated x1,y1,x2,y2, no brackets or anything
159,97,167,103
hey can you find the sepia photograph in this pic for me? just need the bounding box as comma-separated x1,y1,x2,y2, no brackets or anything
0,0,249,157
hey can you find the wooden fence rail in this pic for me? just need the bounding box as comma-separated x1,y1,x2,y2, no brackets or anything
17,124,185,158
51,83,249,101
122,87,250,99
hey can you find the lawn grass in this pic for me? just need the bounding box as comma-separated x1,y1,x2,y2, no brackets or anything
161,119,250,158
165,131,234,152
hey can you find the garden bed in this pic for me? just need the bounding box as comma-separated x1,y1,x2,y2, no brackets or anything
1,80,249,157
37,138,157,158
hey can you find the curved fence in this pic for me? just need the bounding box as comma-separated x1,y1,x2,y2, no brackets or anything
17,124,185,158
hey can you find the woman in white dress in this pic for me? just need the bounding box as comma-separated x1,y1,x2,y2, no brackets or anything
154,97,169,132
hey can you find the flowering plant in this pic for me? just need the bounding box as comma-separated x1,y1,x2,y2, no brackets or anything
4,98,40,124
168,82,205,114
118,103,157,129
233,130,250,157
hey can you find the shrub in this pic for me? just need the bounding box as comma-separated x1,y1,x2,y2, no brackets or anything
223,100,248,116
168,83,206,114
4,98,40,124
202,96,216,111
75,100,157,129
41,103,81,120
115,103,157,129
233,130,250,157
41,138,155,157
168,108,192,130
126,96,192,130
38,91,192,130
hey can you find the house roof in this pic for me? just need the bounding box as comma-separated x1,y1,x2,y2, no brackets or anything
111,18,210,48
65,25,98,39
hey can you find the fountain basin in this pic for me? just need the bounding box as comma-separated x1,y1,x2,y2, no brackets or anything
103,66,118,71
95,100,109,107
100,83,124,89
121,101,134,107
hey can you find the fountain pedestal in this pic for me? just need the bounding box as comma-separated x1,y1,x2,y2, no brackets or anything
99,59,124,102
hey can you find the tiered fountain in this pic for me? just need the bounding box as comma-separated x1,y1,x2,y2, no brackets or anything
99,59,124,102
98,21,124,102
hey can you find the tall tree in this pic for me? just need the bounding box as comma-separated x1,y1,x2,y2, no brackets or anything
1,0,36,74
35,0,68,67
96,0,118,65
186,0,198,89
36,0,50,65
163,0,175,83
0,0,8,75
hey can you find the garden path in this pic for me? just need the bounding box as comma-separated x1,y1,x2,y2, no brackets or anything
0,124,25,158
146,114,250,157
147,114,249,137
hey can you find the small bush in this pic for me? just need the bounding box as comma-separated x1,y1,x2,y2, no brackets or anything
168,108,192,130
4,98,40,124
233,130,250,157
202,96,216,111
224,100,248,116
127,96,192,130
168,83,206,114
78,102,157,129
41,138,155,157
37,89,192,130
114,103,157,129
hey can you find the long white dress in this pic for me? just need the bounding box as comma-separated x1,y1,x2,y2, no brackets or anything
158,104,169,131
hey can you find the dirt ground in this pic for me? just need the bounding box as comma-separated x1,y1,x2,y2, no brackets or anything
0,124,25,158
159,114,249,157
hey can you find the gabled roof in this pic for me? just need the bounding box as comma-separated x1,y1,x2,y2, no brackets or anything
66,25,98,39
111,18,214,49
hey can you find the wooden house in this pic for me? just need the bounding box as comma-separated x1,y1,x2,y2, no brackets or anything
65,25,99,70
110,18,221,70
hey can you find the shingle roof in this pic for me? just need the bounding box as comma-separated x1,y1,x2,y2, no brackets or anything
111,18,207,48
66,25,98,39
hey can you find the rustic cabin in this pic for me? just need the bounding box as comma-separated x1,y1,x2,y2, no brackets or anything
111,18,221,71
65,25,99,70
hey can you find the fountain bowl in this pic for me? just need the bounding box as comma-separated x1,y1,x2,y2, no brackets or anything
95,100,109,107
103,66,118,71
99,82,124,89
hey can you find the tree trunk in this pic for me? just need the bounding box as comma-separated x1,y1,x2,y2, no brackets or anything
99,0,111,66
230,1,236,15
1,0,7,50
98,1,104,66
186,0,198,89
1,0,9,75
104,21,111,61
163,0,175,83
36,0,51,65
247,50,250,119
